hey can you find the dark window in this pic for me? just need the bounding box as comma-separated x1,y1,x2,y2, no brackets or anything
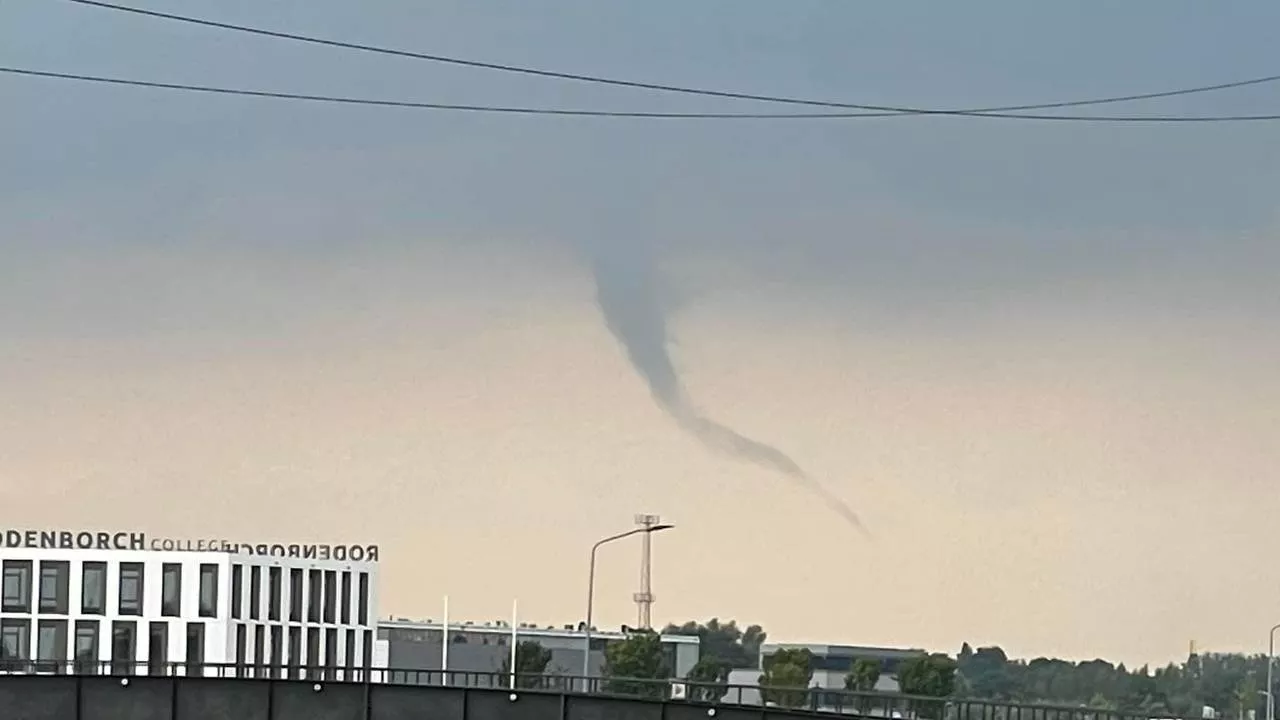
324,628,338,680
118,563,144,616
289,569,303,622
340,572,352,624
81,563,107,615
39,561,70,614
248,567,261,620
111,621,136,675
186,623,205,675
306,627,320,680
344,629,356,679
2,560,33,613
268,568,282,621
161,564,182,617
361,629,373,679
231,565,243,619
234,625,247,678
253,624,265,673
1,618,31,669
307,570,322,623
74,620,99,674
357,573,369,625
198,565,218,618
288,626,302,680
37,620,68,673
148,623,168,676
323,571,336,624
270,625,284,679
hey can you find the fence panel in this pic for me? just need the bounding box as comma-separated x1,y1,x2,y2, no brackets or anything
269,679,366,720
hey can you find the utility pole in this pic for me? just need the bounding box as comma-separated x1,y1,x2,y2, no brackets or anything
633,514,660,629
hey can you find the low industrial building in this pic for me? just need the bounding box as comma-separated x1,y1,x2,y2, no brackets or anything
377,618,701,684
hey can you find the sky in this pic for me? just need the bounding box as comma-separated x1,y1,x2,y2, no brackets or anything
3,0,1279,668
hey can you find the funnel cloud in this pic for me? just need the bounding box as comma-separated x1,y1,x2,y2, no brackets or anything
585,239,868,536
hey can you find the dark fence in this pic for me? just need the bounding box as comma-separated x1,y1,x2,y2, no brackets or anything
0,663,1163,720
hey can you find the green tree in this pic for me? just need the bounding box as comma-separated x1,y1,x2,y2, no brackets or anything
759,648,813,709
663,619,766,669
684,657,730,702
846,658,882,692
898,653,957,720
602,632,669,698
498,640,553,690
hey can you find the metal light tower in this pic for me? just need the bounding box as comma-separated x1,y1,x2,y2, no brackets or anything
633,514,661,629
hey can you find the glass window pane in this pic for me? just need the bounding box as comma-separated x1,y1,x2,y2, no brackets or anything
118,564,144,616
161,564,182,617
2,560,32,613
81,563,107,615
198,565,218,618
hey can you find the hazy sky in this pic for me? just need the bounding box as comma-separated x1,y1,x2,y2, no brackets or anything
3,0,1279,667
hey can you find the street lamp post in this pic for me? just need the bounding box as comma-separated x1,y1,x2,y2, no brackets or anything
1267,624,1280,720
581,524,674,692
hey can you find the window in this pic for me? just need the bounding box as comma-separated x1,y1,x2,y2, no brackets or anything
357,572,369,625
235,625,247,678
111,621,136,675
198,564,218,618
231,565,243,619
161,564,182,617
248,567,261,620
74,621,99,674
288,626,302,680
270,625,284,679
323,571,336,624
2,560,32,613
39,561,70,614
81,563,107,615
340,572,352,624
344,629,356,679
118,563,144,616
289,569,303,622
324,628,338,680
1,618,31,669
254,624,266,675
306,627,321,680
148,623,168,676
37,620,68,673
268,568,282,621
186,623,205,675
307,570,322,623
361,630,373,677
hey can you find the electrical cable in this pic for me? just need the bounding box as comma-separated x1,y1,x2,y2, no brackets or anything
7,67,1280,122
58,0,1280,119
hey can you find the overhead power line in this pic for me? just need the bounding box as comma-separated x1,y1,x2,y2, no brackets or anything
59,0,1280,119
7,66,1280,122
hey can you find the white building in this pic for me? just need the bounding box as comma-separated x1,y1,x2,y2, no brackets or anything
0,541,381,680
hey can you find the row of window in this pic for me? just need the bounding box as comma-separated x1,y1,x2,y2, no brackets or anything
1,560,217,617
232,623,373,680
229,565,369,626
0,617,205,672
1,561,372,626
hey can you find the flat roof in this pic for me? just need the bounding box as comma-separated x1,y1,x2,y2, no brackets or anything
379,619,699,645
761,643,926,659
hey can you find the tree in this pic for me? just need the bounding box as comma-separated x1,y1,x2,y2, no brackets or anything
846,658,882,692
684,657,730,702
602,632,669,698
498,641,553,690
759,648,813,709
898,653,958,720
663,619,766,669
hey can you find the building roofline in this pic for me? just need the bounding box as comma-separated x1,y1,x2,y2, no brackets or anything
378,619,699,644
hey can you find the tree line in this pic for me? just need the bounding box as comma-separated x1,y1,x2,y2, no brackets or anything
502,618,1274,718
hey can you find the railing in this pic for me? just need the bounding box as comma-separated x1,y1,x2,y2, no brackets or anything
0,661,1174,720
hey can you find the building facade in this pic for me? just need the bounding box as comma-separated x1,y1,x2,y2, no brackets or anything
378,619,700,684
0,548,380,679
